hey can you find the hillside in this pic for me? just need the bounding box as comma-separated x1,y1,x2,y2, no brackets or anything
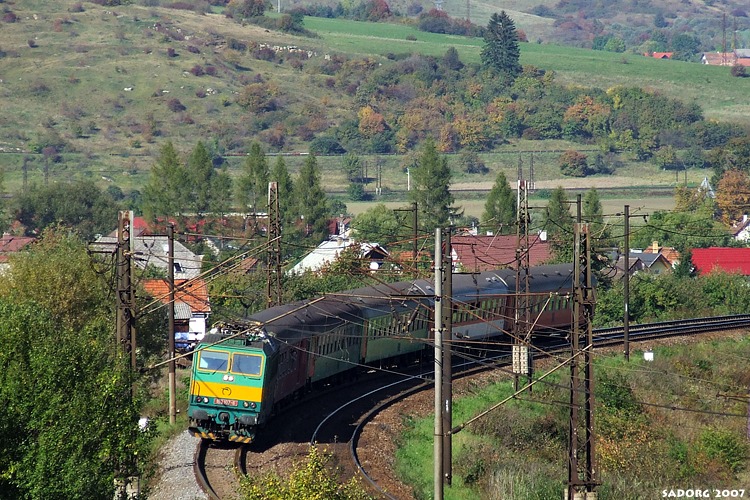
0,0,748,216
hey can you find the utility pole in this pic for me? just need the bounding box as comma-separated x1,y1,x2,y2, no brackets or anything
168,224,176,425
623,205,630,362
513,179,531,391
567,199,597,499
267,182,282,307
395,202,419,276
433,228,444,500
441,228,453,486
116,210,137,372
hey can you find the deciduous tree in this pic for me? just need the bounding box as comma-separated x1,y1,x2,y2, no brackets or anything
351,203,401,243
716,168,750,225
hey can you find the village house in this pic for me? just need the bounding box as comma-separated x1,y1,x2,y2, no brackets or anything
690,247,750,276
701,49,750,66
0,233,35,274
450,233,551,272
142,278,211,351
288,236,390,274
644,51,673,59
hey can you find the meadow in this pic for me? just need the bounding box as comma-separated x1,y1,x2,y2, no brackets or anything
0,1,743,213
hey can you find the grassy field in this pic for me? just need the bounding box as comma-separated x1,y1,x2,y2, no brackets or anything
396,339,750,499
304,16,750,125
0,1,744,210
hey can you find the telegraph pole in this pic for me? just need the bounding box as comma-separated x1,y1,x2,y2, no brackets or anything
514,179,531,391
168,224,176,425
267,182,282,307
116,210,137,372
441,228,453,485
567,199,597,499
623,205,630,362
433,228,444,500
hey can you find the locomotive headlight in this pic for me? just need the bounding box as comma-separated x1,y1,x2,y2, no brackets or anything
223,374,229,381
250,402,256,409
228,375,234,382
243,402,249,408
202,397,209,403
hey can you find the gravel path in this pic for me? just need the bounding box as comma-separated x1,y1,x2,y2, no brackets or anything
148,430,207,500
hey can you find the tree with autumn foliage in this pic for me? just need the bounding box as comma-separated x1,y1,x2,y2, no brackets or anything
358,105,386,138
716,169,750,225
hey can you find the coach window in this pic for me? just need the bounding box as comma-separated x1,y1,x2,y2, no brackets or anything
198,350,229,372
232,353,263,377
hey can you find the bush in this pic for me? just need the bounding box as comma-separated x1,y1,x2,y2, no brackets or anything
730,64,747,78
558,150,589,177
309,136,346,155
460,151,488,174
700,428,748,473
167,98,186,112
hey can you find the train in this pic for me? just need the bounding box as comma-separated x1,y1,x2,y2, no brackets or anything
187,264,585,443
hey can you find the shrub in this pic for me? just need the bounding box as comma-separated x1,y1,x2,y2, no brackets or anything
28,39,38,48
309,136,346,155
731,64,747,78
69,3,85,12
190,64,204,76
187,45,200,54
558,150,589,177
167,98,186,112
700,428,748,473
166,47,176,57
460,151,488,174
205,65,217,76
2,11,17,23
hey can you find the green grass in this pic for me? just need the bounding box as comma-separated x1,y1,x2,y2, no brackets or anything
0,1,745,207
395,339,750,499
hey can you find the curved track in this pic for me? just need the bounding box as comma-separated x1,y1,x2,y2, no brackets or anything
194,314,750,499
349,314,750,496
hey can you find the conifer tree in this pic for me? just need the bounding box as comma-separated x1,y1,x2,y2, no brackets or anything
236,142,269,214
142,141,186,221
294,155,329,241
482,170,516,233
410,138,455,231
583,187,605,238
544,186,574,262
271,155,295,226
187,141,215,215
481,11,522,79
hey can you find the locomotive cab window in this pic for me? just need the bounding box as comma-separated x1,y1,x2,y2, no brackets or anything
232,353,263,377
198,350,229,372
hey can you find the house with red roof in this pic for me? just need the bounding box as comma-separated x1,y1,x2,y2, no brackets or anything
143,278,211,350
450,234,551,272
642,241,680,267
690,247,750,276
0,233,36,273
644,52,673,59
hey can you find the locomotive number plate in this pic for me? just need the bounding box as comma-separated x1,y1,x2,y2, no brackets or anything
213,398,238,406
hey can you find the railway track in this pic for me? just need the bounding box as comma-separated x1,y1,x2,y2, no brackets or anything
194,314,750,499
194,440,248,500
350,314,750,498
